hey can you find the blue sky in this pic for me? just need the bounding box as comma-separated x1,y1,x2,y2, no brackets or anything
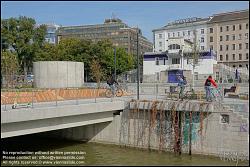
1,1,249,42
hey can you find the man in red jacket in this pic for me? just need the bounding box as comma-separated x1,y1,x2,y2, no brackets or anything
204,75,217,102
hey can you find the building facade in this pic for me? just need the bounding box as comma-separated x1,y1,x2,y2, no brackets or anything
207,9,249,69
153,17,210,53
143,37,217,83
56,18,153,56
44,23,60,44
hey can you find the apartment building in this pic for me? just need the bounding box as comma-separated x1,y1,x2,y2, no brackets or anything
152,17,210,52
56,18,153,56
207,9,249,69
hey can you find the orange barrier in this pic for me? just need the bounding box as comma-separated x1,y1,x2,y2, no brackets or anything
1,88,108,105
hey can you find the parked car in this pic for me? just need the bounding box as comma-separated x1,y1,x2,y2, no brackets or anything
27,74,34,83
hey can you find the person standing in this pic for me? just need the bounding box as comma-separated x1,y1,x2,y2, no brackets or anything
177,75,187,100
204,75,217,102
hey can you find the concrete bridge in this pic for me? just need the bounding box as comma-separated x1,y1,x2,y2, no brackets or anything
2,95,247,139
1,99,124,138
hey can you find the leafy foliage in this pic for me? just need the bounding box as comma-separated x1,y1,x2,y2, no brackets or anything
1,16,135,83
1,16,47,74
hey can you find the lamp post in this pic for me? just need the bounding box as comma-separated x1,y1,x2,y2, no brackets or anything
114,47,117,80
137,28,140,100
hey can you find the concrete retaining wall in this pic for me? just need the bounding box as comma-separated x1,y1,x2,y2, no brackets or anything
33,61,84,88
53,101,249,160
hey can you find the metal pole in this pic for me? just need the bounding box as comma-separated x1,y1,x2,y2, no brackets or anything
56,88,58,106
178,111,182,155
189,111,192,155
32,89,34,108
114,47,117,81
95,87,97,103
137,29,140,100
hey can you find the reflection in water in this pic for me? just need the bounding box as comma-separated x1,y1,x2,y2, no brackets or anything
1,134,249,166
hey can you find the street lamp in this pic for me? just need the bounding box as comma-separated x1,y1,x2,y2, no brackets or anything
114,47,117,80
136,28,140,100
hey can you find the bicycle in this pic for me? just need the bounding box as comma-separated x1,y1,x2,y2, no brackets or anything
177,84,194,100
105,84,123,98
210,87,223,102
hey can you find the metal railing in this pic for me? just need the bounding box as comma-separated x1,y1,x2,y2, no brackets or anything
1,82,248,111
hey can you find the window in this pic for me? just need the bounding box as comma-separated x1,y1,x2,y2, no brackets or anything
201,37,204,43
168,44,180,50
239,34,242,40
226,45,229,51
159,34,162,38
210,45,213,50
210,28,213,33
239,64,242,68
246,43,249,49
220,114,229,124
163,58,166,65
183,31,185,36
239,24,242,30
168,33,170,38
239,53,242,60
246,64,248,69
232,34,235,40
226,54,228,61
220,27,223,32
173,32,175,37
233,54,235,60
194,72,198,80
156,72,160,81
159,41,162,47
246,53,249,60
232,44,236,50
201,29,204,34
233,25,235,31
188,31,190,36
220,45,223,51
220,55,223,61
245,33,249,39
155,57,159,65
216,72,219,81
239,43,242,50
172,58,180,64
246,23,249,29
178,32,180,37
220,36,223,41
226,35,229,41
226,26,229,31
201,46,204,50
210,36,213,42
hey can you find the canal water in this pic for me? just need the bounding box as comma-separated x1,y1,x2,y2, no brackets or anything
1,134,248,166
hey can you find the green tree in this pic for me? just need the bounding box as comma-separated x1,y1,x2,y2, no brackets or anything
1,51,20,88
1,16,47,75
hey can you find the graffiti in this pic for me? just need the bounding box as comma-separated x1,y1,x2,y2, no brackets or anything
183,112,202,145
121,100,211,154
240,123,248,132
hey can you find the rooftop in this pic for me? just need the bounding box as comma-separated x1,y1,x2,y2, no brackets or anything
208,9,249,23
153,17,210,32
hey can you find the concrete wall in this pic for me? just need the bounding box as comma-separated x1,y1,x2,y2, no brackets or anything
53,101,248,160
33,61,84,88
